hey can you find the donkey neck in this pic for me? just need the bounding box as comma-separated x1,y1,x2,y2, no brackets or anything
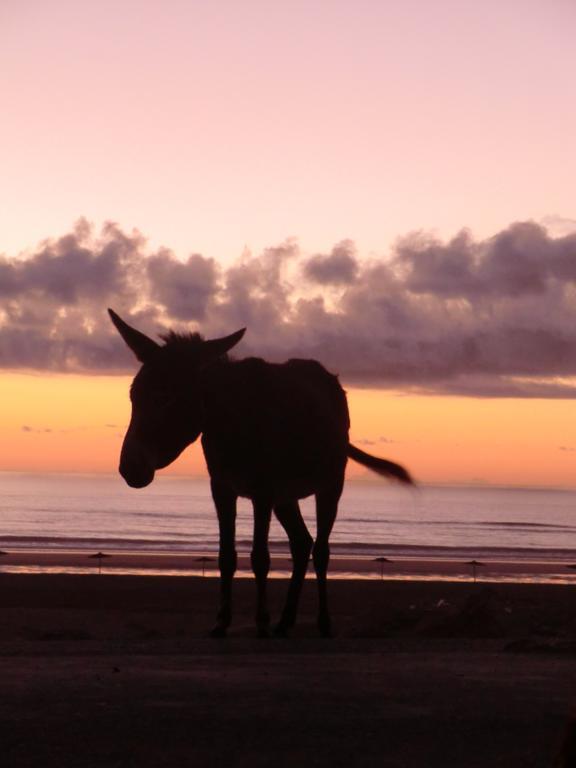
197,357,237,422
197,356,270,436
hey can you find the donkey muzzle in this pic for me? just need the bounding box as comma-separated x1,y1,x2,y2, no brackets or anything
119,437,156,488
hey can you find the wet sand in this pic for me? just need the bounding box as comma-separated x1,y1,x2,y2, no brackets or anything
1,572,576,767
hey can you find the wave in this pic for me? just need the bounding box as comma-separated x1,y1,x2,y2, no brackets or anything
476,521,576,530
2,534,576,564
0,534,216,551
339,517,576,532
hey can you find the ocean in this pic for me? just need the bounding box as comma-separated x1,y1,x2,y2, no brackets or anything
1,471,576,565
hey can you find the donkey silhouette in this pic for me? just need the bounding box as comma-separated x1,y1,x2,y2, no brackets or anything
109,309,413,637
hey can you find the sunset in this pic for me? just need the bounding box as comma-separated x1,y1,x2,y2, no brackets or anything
2,1,576,486
2,371,576,487
2,1,576,766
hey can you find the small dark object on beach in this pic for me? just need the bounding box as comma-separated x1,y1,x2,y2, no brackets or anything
374,556,392,579
421,586,506,639
89,551,111,574
465,559,485,583
195,556,215,577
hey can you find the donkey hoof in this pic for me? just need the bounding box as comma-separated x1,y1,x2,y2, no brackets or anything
273,622,290,638
210,625,228,639
318,617,333,638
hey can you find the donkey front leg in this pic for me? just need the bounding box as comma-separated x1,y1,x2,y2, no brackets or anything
251,500,272,637
210,480,237,638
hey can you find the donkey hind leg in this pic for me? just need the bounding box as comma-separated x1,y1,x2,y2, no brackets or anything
210,481,238,638
251,500,273,637
313,485,342,637
273,501,313,637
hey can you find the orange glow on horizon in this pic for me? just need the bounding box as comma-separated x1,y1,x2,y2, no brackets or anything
0,372,575,488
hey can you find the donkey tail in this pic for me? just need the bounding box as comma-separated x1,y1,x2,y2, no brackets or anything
348,444,414,485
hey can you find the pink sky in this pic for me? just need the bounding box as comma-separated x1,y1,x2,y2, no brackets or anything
2,1,576,485
1,0,575,262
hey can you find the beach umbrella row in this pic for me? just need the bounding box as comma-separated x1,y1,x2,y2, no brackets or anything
87,553,216,575
1,550,576,581
0,551,216,576
373,556,486,582
77,553,488,580
63,555,576,581
87,553,217,576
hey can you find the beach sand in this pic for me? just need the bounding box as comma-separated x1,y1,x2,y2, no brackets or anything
1,570,576,767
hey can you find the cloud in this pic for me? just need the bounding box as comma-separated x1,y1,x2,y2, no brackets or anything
2,218,576,397
395,221,576,298
303,240,359,285
146,250,217,321
540,215,576,237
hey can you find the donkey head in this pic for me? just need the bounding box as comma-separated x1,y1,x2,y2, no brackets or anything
109,309,245,488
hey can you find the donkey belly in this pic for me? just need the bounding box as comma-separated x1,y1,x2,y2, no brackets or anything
201,431,347,502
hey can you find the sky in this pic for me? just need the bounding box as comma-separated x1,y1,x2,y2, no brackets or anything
1,0,576,485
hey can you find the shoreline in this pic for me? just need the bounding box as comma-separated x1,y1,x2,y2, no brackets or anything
2,548,576,584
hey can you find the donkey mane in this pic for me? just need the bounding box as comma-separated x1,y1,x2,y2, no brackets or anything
157,330,215,365
158,329,246,367
159,330,205,348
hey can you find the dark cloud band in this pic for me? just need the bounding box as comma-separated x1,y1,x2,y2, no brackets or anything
1,218,576,397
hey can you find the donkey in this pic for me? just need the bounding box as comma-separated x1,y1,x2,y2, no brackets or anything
109,309,413,637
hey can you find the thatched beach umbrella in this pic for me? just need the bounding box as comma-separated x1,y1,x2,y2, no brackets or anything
89,551,111,574
374,556,392,580
465,559,484,583
195,556,215,577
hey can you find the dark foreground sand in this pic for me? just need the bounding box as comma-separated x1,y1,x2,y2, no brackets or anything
1,573,576,767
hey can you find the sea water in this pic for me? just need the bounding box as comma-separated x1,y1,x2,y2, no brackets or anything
1,471,576,563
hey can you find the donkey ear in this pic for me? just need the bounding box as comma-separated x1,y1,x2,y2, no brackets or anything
108,308,160,363
202,328,246,362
